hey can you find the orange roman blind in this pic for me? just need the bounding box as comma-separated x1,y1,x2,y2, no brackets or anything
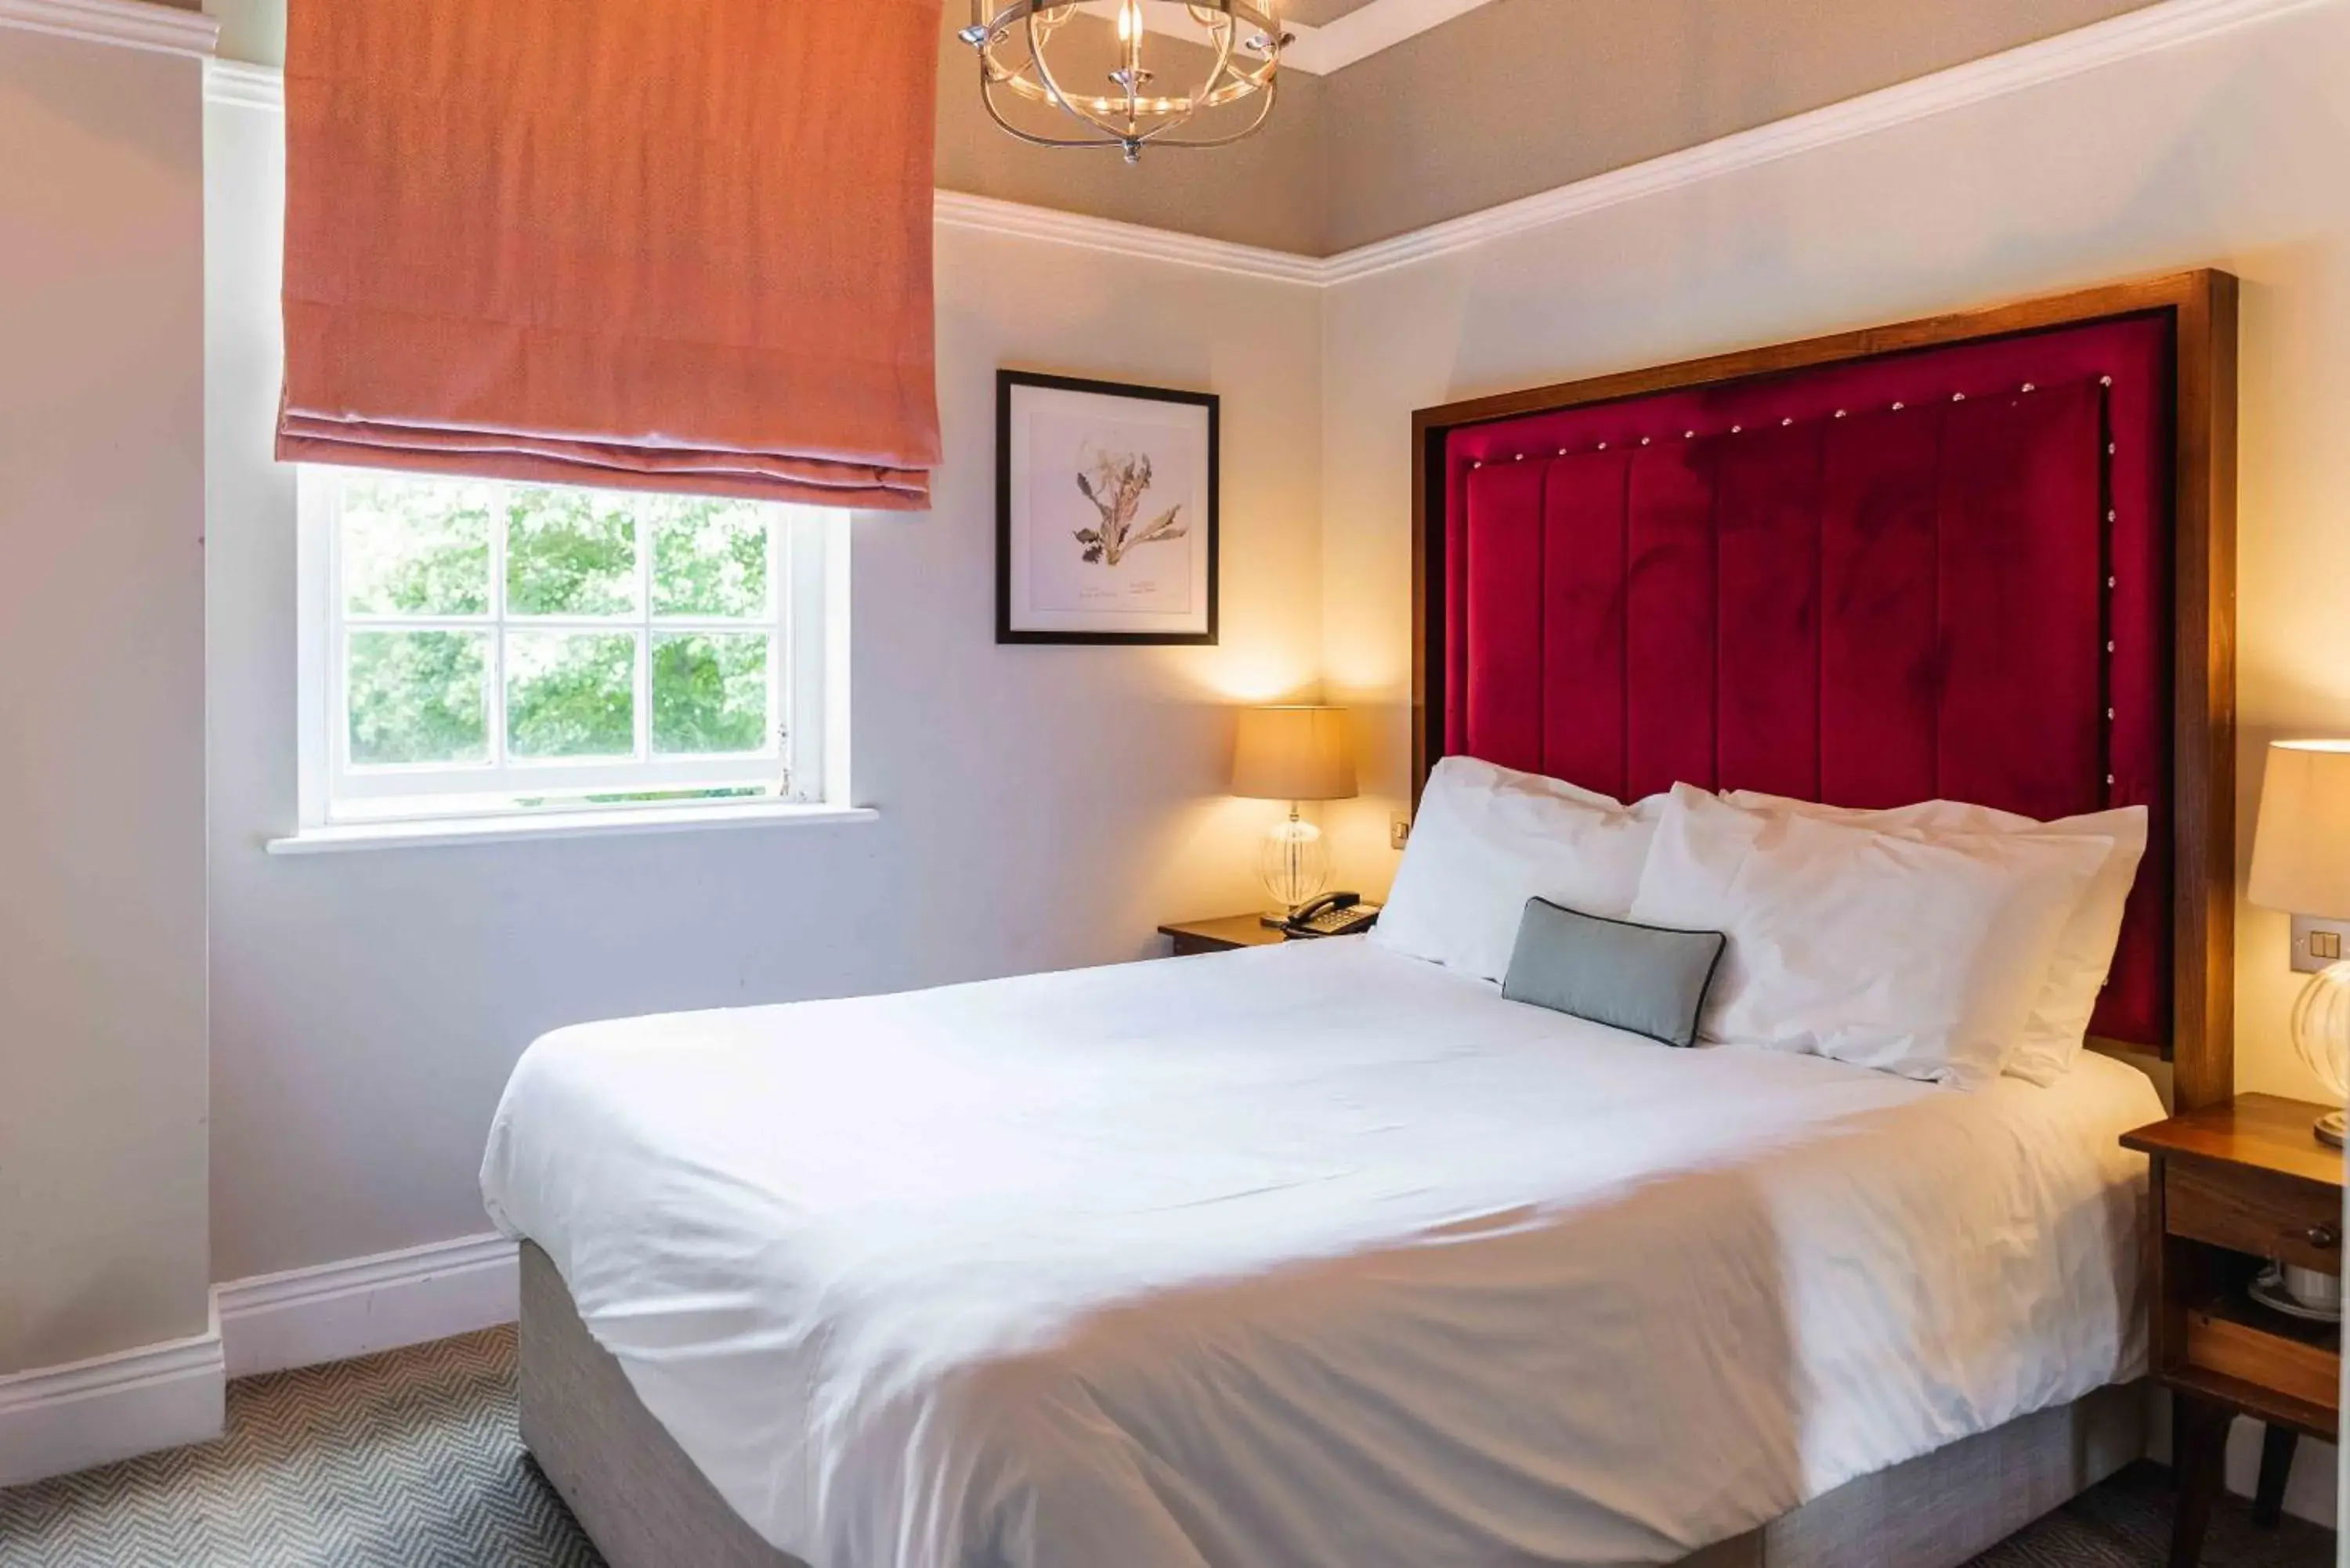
278,0,944,510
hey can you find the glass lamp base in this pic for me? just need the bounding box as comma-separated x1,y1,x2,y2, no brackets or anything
1257,808,1329,917
2288,964,2349,1149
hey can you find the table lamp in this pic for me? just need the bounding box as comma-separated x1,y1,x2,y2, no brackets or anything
1231,706,1357,923
2247,739,2350,1147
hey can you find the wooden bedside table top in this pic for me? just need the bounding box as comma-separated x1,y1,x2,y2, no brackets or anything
2121,1093,2346,1188
1158,913,1289,951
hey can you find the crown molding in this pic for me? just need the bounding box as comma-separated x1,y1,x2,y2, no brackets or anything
206,56,284,109
1315,0,2332,282
0,0,216,59
1285,0,1499,74
933,189,1326,283
202,0,2320,289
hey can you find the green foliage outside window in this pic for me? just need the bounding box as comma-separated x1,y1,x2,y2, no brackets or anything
347,630,489,764
651,500,769,617
342,479,493,616
507,488,638,616
337,477,784,782
507,633,637,758
653,634,768,755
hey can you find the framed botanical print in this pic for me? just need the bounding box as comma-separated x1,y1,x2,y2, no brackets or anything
996,370,1219,645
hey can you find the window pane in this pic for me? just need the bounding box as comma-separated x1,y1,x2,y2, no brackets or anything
506,486,638,616
341,477,492,616
650,500,770,619
652,633,771,755
346,630,489,765
506,631,637,758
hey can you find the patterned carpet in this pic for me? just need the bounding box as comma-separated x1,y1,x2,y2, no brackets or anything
0,1328,2334,1568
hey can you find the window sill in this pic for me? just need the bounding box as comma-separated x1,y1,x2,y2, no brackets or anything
265,801,878,856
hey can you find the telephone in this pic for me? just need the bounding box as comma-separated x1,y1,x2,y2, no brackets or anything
1282,893,1381,939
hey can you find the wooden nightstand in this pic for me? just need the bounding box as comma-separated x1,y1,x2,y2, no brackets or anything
1158,913,1291,956
2120,1093,2344,1566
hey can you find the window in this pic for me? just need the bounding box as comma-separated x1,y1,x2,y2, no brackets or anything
296,468,844,829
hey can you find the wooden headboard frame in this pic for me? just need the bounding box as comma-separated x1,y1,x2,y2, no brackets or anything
1409,271,2240,1108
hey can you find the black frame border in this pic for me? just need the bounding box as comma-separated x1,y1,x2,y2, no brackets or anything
996,369,1221,647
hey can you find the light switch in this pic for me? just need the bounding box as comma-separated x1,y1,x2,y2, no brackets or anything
1390,814,1412,851
2292,915,2350,974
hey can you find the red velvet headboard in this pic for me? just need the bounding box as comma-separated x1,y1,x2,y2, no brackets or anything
1410,276,2239,1093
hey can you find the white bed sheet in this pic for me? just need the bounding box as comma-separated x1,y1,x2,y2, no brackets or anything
481,938,2159,1568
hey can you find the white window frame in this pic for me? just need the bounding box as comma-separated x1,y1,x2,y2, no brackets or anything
294,465,850,833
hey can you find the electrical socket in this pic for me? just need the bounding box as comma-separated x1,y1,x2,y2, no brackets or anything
1390,814,1412,851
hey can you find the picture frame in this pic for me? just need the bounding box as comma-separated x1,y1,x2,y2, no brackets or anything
996,370,1220,645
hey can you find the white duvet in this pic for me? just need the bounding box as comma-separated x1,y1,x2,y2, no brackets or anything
481,938,2158,1568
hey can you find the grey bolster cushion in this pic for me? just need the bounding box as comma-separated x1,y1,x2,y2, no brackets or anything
1500,898,1728,1049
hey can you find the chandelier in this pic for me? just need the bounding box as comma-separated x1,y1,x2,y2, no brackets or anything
958,1,1294,162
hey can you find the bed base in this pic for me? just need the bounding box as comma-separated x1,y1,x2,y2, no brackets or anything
519,1243,2145,1568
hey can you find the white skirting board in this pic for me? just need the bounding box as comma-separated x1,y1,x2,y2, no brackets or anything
215,1234,519,1380
0,1315,226,1489
0,1235,519,1489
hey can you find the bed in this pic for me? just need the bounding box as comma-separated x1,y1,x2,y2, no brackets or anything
483,270,2241,1568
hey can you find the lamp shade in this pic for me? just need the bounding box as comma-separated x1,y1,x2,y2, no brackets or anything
1231,706,1356,802
2249,740,2350,918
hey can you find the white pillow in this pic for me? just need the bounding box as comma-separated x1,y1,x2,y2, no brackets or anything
1726,790,2147,1086
1374,757,1661,983
1629,786,2110,1089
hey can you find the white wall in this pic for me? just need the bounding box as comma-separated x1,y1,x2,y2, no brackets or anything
204,96,1325,1281
0,31,210,1375
1319,0,2350,1110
